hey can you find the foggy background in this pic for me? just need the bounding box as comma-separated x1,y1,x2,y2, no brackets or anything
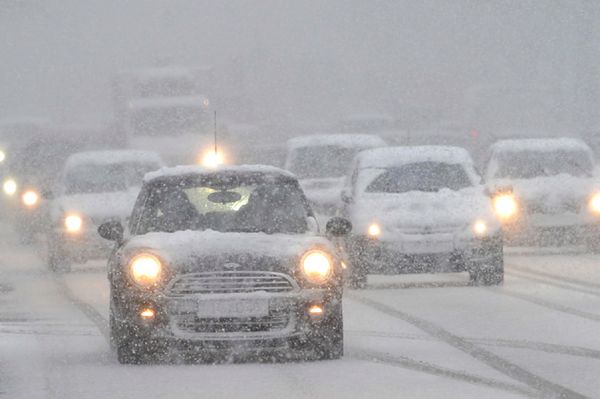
1,0,599,133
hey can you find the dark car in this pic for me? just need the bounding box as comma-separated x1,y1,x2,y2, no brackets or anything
98,165,351,364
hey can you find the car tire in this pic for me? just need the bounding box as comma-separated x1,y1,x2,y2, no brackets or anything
585,234,600,254
111,316,149,365
346,238,369,289
470,240,504,286
312,311,344,360
47,242,72,273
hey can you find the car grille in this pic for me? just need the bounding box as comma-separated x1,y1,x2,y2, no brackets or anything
167,271,296,296
173,311,291,334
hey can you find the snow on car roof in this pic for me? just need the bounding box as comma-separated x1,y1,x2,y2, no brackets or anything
65,150,163,170
144,164,295,182
357,145,474,169
490,138,592,154
287,134,386,149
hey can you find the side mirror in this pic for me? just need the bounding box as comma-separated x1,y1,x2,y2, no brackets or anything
326,217,352,237
98,221,124,242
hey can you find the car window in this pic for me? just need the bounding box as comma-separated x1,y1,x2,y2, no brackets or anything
135,178,309,234
64,161,160,194
289,146,359,179
364,162,473,193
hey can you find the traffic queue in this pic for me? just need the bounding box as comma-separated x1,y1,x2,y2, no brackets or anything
0,117,599,364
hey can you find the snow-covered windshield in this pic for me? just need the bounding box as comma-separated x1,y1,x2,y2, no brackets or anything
136,78,195,98
289,146,357,179
64,162,159,194
132,107,206,136
365,162,473,193
493,150,593,179
134,176,309,234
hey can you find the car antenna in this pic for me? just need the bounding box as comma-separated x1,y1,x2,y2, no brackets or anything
213,110,218,157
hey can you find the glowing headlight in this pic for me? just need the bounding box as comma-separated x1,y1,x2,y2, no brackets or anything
589,193,600,215
129,254,162,287
368,223,381,237
3,178,17,196
200,150,224,168
472,219,488,236
301,250,333,283
493,194,518,220
22,190,39,207
64,214,83,233
0,150,5,163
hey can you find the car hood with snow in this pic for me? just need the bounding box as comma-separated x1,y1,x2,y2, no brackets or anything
351,187,497,237
119,230,336,274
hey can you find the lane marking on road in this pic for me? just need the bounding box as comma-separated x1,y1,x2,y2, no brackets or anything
348,347,539,398
506,270,600,298
347,292,590,399
52,276,110,342
347,330,600,360
487,288,600,323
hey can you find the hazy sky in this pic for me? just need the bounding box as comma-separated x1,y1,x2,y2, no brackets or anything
0,0,597,129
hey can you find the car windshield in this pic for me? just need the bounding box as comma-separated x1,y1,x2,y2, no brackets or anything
493,150,593,179
134,175,309,234
64,162,159,194
132,107,207,136
289,146,358,179
365,162,473,193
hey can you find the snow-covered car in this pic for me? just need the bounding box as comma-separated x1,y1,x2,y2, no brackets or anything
284,134,386,216
46,150,164,271
484,138,600,249
341,146,503,287
98,165,351,364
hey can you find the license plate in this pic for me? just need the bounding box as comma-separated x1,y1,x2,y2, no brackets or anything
403,240,453,253
197,299,269,318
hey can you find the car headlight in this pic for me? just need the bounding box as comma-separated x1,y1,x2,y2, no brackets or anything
21,190,39,207
367,222,381,237
3,178,17,196
493,194,518,220
472,219,488,236
301,249,333,284
129,253,162,287
589,193,600,215
0,150,6,163
64,214,83,233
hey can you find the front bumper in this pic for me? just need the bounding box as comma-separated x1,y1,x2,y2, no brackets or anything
113,288,341,347
348,234,500,274
55,228,114,261
501,212,600,245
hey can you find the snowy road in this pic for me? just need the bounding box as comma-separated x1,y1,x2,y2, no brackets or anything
2,225,600,398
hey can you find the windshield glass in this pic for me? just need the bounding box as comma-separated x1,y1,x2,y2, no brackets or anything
136,78,195,98
132,107,207,136
365,162,473,193
135,177,309,234
64,162,160,194
493,150,593,179
289,146,358,179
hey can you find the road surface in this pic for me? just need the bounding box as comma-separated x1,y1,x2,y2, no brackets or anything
1,224,599,398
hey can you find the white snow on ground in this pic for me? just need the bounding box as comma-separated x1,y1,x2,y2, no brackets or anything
2,223,600,398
